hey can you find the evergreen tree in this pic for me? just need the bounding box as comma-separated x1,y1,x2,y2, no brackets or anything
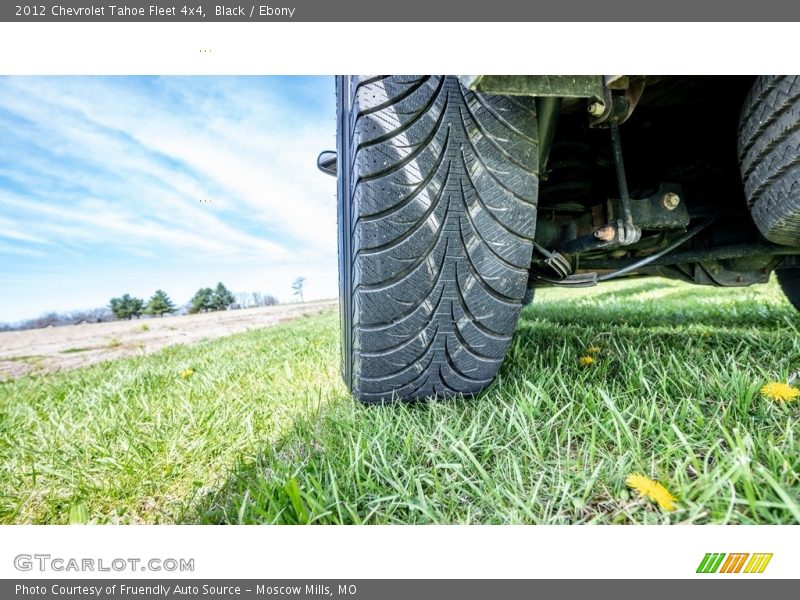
188,287,214,314
145,289,176,317
130,296,144,319
108,293,144,320
109,296,125,319
210,282,235,311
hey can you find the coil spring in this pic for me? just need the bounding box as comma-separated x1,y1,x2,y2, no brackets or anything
539,133,593,206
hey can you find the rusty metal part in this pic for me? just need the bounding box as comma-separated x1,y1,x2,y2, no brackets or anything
615,183,690,230
580,241,795,271
596,218,715,281
589,77,646,127
594,225,616,242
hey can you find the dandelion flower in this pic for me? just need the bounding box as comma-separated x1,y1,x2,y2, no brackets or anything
579,355,595,366
626,473,677,512
180,368,194,379
587,346,601,354
760,382,800,402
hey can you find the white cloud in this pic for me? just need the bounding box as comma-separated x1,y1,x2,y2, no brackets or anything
0,76,341,322
2,76,337,253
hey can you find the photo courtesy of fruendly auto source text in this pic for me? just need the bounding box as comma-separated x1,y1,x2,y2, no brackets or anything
0,1,799,596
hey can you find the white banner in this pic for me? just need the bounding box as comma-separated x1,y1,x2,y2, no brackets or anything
1,525,797,579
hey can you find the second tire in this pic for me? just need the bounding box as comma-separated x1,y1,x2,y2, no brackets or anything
739,75,800,245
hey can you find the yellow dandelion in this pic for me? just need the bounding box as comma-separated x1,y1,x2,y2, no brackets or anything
180,368,194,379
626,473,677,512
760,382,800,402
579,355,595,366
587,345,601,354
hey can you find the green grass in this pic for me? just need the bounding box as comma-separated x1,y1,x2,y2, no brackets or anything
1,278,799,524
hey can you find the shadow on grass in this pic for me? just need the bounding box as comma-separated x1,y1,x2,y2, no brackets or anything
573,279,676,301
183,280,800,525
525,287,795,330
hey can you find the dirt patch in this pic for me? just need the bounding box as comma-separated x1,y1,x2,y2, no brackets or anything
0,300,337,380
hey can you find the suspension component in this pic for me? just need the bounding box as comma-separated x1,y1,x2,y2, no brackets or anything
609,123,641,246
588,76,645,127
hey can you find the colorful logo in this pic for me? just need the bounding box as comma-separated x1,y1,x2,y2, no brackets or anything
696,553,773,574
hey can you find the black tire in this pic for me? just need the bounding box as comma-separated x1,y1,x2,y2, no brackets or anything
336,76,539,403
523,287,536,306
739,75,800,245
777,268,800,311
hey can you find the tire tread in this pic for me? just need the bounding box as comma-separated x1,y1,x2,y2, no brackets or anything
338,75,538,402
739,76,800,245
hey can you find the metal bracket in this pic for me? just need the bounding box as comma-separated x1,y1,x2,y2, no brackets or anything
588,77,645,128
556,183,689,256
460,75,605,100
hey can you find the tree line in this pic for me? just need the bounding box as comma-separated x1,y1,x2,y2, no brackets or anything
2,278,301,331
0,308,113,332
108,290,173,319
108,282,238,320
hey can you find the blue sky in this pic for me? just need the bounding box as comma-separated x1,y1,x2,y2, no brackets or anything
0,76,337,322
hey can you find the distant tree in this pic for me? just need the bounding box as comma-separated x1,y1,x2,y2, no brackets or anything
106,298,124,319
31,311,62,328
68,307,113,325
6,307,112,331
236,292,250,309
210,282,235,311
247,291,279,307
129,297,145,319
292,277,306,302
145,290,176,317
188,287,214,314
109,294,144,320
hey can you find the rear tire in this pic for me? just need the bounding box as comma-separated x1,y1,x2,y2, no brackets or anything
336,76,539,402
739,75,800,245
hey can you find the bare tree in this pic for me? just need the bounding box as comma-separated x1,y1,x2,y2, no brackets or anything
6,306,114,331
292,277,306,303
